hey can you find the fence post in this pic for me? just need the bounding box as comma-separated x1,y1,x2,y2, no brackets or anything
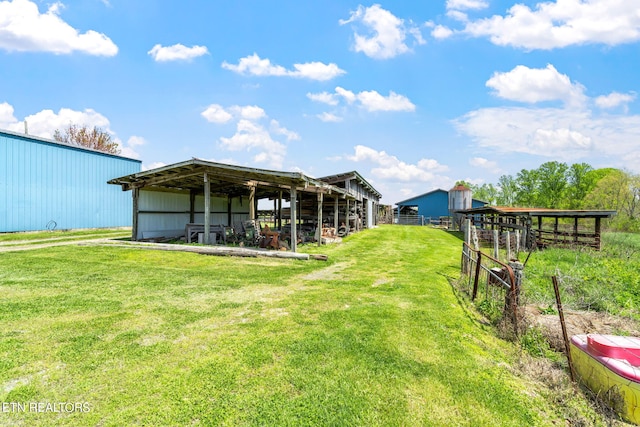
505,231,511,261
506,260,524,326
493,230,499,259
472,250,482,300
463,219,471,273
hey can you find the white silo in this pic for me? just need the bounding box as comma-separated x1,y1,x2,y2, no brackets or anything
449,184,472,230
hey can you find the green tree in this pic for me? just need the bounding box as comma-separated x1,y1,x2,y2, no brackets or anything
53,124,121,154
471,183,498,205
515,169,540,207
566,163,594,209
536,161,568,208
496,174,517,206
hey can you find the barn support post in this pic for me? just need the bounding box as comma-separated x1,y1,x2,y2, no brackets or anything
317,192,323,247
290,186,298,252
132,187,139,241
333,196,339,230
204,172,211,245
346,199,350,233
227,196,232,228
595,217,602,250
189,190,196,224
278,191,283,230
249,185,256,220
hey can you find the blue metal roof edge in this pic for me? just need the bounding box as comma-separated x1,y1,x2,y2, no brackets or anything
0,128,142,163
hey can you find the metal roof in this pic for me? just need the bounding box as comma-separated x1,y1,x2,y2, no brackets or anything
108,158,354,199
318,170,382,199
457,205,617,218
0,128,142,162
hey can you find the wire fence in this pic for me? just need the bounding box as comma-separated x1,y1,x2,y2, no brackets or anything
460,242,523,329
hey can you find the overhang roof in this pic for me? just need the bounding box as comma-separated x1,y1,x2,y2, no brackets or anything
457,205,617,218
318,170,382,199
108,158,354,199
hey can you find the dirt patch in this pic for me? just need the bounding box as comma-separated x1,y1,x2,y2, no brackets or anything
523,305,640,352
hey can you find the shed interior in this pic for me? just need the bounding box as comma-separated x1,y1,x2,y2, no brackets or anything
108,159,373,251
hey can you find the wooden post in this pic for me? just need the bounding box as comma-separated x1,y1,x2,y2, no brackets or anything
290,186,297,252
333,196,339,231
463,218,471,274
595,217,602,250
227,196,232,228
189,189,196,224
553,275,575,383
204,172,210,245
317,192,323,247
493,229,499,259
574,217,579,244
505,231,511,261
472,250,482,301
249,185,256,220
278,191,283,230
132,187,139,241
346,199,350,233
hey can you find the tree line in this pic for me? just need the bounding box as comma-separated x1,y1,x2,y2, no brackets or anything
467,161,640,232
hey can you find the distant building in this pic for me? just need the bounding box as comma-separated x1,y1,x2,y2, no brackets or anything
395,186,487,225
1,128,141,232
318,171,382,230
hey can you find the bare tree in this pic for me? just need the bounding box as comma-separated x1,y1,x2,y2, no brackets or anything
53,124,121,155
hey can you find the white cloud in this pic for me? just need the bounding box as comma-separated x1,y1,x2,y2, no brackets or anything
309,87,415,115
9,107,111,139
202,103,297,168
270,119,300,141
460,0,640,50
307,92,339,106
595,92,636,110
118,135,146,159
0,102,18,128
486,64,586,108
335,87,357,104
469,157,498,170
317,112,343,122
0,0,118,56
222,53,345,81
339,4,425,59
230,105,266,120
431,25,454,39
219,120,286,168
201,104,233,124
147,43,208,62
447,0,488,10
453,106,640,169
357,90,415,112
142,161,167,171
1,102,147,159
347,145,448,182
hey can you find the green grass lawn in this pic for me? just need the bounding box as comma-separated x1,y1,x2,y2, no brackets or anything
0,225,598,426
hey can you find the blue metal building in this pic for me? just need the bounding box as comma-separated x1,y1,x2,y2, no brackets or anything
396,188,487,222
0,129,141,232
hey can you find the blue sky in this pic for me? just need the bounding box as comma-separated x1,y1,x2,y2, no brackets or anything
1,0,639,204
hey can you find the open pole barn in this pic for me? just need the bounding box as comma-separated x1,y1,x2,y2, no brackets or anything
108,159,363,252
0,128,141,232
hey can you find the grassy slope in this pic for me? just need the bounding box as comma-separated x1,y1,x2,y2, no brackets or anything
0,225,587,426
523,232,640,317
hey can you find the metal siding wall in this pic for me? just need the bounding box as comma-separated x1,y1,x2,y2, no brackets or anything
137,191,247,238
1,133,140,232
